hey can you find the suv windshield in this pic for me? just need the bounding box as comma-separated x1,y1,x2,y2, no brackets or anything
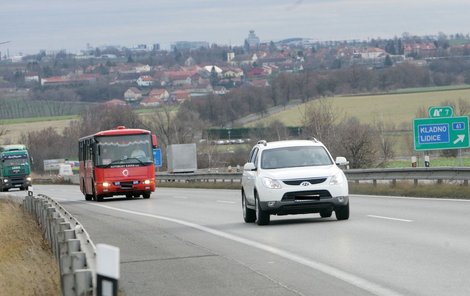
261,146,333,169
96,134,153,167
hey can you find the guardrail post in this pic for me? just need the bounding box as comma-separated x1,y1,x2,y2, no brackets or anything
75,269,93,296
97,244,120,296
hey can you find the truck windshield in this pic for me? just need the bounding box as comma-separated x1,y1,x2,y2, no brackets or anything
95,134,153,167
2,155,28,166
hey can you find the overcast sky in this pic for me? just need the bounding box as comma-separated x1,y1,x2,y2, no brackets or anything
2,0,470,55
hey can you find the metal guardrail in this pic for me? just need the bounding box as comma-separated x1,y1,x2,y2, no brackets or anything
345,167,470,184
155,167,470,184
156,172,243,183
23,194,96,296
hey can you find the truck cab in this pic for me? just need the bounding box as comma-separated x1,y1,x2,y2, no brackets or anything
0,145,33,191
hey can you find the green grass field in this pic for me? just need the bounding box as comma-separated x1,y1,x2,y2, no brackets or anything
249,87,470,128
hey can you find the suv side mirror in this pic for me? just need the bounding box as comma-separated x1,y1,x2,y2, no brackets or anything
243,162,256,171
335,157,349,166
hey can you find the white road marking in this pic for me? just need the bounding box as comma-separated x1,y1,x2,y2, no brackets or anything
367,215,413,223
172,196,188,199
217,200,236,204
93,203,404,296
351,194,470,202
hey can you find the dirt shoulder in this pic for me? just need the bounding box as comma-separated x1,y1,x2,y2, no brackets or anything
0,197,61,295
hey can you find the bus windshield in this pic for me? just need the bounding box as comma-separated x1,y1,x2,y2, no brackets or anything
95,134,153,167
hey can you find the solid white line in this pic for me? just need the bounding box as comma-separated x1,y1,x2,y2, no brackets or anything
217,200,236,204
93,203,404,296
367,215,413,223
351,194,470,202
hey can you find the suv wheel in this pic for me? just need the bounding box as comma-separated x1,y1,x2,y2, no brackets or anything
242,191,256,223
255,194,270,225
335,202,350,220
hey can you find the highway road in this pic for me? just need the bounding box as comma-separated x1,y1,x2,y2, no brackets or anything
7,185,470,296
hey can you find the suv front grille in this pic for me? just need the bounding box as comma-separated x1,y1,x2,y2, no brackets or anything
282,190,332,201
282,178,327,186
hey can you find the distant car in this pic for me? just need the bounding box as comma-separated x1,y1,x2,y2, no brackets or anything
241,139,349,225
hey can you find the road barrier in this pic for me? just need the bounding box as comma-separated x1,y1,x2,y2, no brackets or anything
155,167,470,185
23,194,98,296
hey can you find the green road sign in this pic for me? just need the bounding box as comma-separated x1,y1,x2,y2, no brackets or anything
428,106,453,118
413,116,470,151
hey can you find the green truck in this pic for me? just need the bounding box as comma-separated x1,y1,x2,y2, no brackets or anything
0,144,32,191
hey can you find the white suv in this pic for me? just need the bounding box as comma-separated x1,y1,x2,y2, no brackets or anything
241,140,349,225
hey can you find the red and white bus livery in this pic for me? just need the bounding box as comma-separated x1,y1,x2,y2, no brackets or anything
79,126,157,201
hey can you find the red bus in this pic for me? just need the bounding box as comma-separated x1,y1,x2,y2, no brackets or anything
79,126,157,201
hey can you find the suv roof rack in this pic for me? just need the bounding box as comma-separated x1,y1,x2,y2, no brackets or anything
257,140,267,146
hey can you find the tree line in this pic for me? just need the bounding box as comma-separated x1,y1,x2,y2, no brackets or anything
184,59,470,127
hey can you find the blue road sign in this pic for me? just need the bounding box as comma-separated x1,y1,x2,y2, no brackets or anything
153,148,162,167
417,123,449,145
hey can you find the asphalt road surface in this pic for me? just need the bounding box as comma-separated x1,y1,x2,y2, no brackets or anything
5,185,470,296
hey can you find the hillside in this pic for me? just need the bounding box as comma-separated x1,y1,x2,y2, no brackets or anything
0,118,75,144
246,88,470,129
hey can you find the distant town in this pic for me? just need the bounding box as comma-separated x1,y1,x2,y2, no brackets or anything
1,30,470,111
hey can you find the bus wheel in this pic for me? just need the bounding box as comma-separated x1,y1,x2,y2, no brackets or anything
143,192,151,199
92,184,102,202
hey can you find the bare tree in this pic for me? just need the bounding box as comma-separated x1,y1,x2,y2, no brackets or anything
20,127,65,172
144,104,206,148
457,98,470,116
145,106,173,148
198,140,222,169
172,105,206,144
267,120,290,141
373,119,395,167
333,117,380,168
301,98,341,147
78,105,144,137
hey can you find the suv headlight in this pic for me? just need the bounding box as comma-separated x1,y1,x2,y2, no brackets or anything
329,172,344,185
262,177,282,189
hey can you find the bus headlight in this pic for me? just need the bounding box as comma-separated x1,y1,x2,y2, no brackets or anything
143,180,151,185
102,182,110,188
26,177,32,182
3,179,8,183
